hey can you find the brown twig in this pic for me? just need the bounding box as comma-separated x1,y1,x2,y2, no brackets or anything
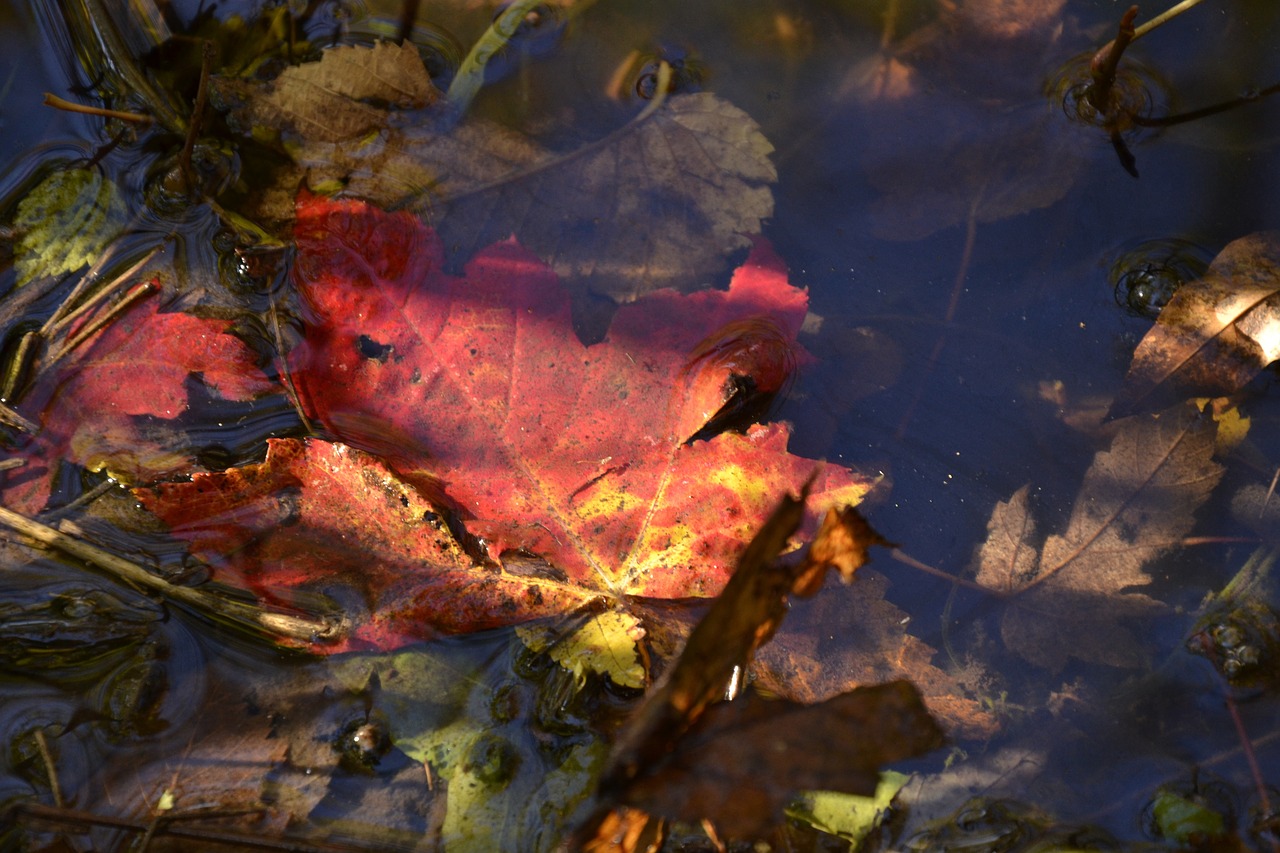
50,280,156,362
32,729,64,808
178,41,216,194
1087,5,1139,118
42,93,153,124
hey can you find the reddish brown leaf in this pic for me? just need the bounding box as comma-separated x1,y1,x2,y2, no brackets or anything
286,193,875,603
2,290,275,513
1111,231,1280,418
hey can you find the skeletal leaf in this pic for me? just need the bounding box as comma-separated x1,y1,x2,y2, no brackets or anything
973,403,1224,670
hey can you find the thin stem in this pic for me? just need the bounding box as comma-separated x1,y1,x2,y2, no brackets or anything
32,729,64,808
0,505,341,645
42,242,162,336
178,41,216,194
890,548,990,593
1,330,38,403
51,280,156,362
1132,0,1207,41
1132,81,1280,127
41,93,152,124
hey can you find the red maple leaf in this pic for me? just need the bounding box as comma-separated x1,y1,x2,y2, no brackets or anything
1,288,276,513
138,194,876,649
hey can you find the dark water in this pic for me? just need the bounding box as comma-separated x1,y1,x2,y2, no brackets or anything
2,0,1279,850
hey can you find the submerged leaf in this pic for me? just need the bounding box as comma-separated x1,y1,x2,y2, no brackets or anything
14,165,126,286
617,684,943,840
287,194,871,602
973,403,1223,670
575,499,938,844
216,41,436,143
2,289,276,513
1111,232,1280,418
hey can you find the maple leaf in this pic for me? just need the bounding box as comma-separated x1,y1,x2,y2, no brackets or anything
286,193,873,603
136,195,872,650
1110,231,1280,419
1,288,276,514
972,403,1223,670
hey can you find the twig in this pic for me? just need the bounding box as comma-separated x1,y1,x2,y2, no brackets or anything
0,505,342,645
42,92,153,124
1132,0,1208,41
32,729,64,808
43,243,162,337
2,330,39,403
1087,5,1138,118
0,458,25,472
178,41,216,194
0,403,39,434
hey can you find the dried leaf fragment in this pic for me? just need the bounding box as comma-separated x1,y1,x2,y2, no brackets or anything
1111,231,1280,418
973,403,1224,670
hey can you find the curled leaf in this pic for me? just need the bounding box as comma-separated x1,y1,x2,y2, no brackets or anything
1111,231,1280,418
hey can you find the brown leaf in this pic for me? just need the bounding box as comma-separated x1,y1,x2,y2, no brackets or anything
218,42,437,143
755,571,1001,740
973,403,1224,670
617,683,944,840
1110,232,1280,419
289,91,776,301
576,497,932,844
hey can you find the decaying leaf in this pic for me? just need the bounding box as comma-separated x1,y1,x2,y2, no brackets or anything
215,41,437,143
223,41,774,300
1110,232,1280,419
973,403,1223,670
754,570,1000,739
577,494,942,845
295,91,776,300
613,683,943,841
852,0,1081,241
13,165,126,286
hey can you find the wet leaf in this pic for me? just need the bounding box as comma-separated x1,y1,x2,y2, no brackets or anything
290,90,776,300
853,0,1080,241
216,41,437,143
785,771,910,849
614,683,943,841
136,437,602,653
973,403,1223,670
754,571,999,739
13,165,126,286
516,610,647,690
577,497,943,844
2,288,276,513
285,194,871,603
1110,232,1280,419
